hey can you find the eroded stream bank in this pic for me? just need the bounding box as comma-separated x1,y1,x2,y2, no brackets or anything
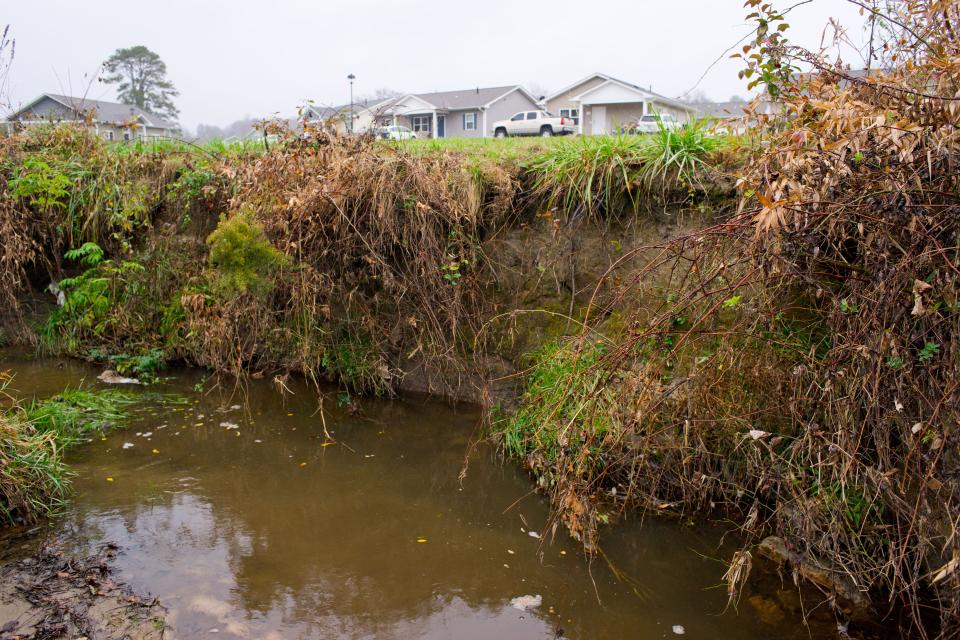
0,353,836,640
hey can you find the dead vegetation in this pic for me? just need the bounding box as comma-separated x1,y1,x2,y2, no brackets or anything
0,542,165,639
494,1,960,637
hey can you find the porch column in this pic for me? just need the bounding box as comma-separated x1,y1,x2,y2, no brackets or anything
482,109,488,138
577,101,582,135
432,111,438,139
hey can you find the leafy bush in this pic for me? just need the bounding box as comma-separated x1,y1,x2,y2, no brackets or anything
206,209,288,296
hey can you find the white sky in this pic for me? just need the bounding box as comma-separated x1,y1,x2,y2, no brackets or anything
4,0,868,132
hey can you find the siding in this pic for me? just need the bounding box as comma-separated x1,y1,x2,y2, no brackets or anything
484,89,540,136
15,96,80,122
444,110,483,138
545,76,607,132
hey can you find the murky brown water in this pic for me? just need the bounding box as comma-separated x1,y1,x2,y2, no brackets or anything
2,353,827,639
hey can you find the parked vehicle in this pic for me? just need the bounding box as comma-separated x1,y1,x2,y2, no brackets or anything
491,111,576,137
633,113,681,134
377,125,417,140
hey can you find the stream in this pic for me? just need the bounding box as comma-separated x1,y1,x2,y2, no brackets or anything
2,353,825,639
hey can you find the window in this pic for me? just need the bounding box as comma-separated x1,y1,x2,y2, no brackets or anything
510,112,525,122
525,112,538,120
411,115,432,133
559,108,580,125
123,131,130,141
104,130,115,141
463,112,477,131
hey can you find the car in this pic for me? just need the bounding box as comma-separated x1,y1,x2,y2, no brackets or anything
491,110,576,137
633,113,681,134
377,125,417,140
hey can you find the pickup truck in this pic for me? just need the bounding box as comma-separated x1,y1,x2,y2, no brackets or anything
491,110,576,137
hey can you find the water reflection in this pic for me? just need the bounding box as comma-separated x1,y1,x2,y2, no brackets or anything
3,355,822,639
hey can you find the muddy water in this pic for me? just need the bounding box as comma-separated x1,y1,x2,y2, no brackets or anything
3,354,819,639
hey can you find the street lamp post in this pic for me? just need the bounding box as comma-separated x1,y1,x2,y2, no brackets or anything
347,73,356,134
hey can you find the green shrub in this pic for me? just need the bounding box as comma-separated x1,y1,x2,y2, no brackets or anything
206,209,288,295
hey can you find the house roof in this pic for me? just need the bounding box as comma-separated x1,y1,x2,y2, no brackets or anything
8,93,176,129
547,73,695,112
411,85,531,110
691,100,751,119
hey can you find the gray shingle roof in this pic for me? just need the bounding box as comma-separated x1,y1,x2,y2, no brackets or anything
14,93,176,129
411,85,520,110
692,100,750,119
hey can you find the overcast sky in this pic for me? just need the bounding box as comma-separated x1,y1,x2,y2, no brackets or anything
4,0,868,133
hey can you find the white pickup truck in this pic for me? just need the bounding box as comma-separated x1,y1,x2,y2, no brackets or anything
491,110,576,137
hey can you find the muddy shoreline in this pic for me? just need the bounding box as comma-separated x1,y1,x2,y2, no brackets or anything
0,530,165,640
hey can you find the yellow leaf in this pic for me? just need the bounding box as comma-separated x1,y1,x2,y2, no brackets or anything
299,462,307,467
152,449,160,454
416,538,428,543
106,477,114,482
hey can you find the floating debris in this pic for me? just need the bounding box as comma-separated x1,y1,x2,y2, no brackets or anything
122,442,134,449
510,594,542,611
672,625,686,635
528,531,541,539
416,537,428,543
97,369,142,385
220,422,239,430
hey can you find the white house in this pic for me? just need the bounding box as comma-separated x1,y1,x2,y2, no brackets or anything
544,73,698,135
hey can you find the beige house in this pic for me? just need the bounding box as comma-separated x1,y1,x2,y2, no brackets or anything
4,93,178,140
544,73,697,135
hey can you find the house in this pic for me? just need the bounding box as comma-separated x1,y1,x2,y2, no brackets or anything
544,73,698,135
4,93,178,140
354,85,541,138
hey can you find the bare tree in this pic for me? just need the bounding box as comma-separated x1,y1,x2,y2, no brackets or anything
0,25,15,114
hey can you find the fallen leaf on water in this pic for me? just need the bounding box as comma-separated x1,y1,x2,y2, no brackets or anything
299,462,307,467
152,449,160,454
287,413,294,416
254,439,262,443
416,538,428,543
321,442,336,447
507,549,515,554
122,442,134,449
528,531,540,539
106,477,114,482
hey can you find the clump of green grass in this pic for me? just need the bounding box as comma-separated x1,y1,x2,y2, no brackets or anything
0,412,68,525
24,388,136,447
525,133,649,217
636,119,722,190
0,380,135,526
525,121,724,217
498,338,614,466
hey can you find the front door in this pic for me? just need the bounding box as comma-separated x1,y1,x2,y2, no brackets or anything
437,115,445,138
591,106,607,135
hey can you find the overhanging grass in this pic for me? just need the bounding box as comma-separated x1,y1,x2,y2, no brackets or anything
1,385,136,525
